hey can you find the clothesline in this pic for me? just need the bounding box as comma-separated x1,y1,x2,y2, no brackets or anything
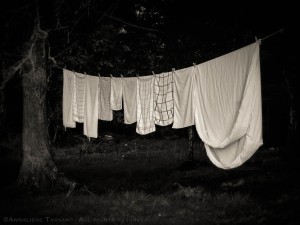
260,23,296,41
63,42,263,169
55,24,294,77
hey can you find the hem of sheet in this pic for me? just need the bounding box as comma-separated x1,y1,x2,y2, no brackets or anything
205,137,263,169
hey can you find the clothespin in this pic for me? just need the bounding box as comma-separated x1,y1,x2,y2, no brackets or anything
255,36,262,45
152,71,155,75
136,74,139,79
64,65,66,69
110,74,113,78
172,68,175,72
193,63,196,67
120,74,124,78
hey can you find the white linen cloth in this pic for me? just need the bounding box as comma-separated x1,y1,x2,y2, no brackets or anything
172,66,196,128
122,77,137,124
194,42,263,169
154,72,174,126
136,75,155,135
84,75,99,138
110,77,123,110
62,69,76,128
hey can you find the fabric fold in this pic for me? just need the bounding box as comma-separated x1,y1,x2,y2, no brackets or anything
194,42,263,169
122,77,137,124
136,75,155,135
172,66,196,128
84,75,99,138
98,77,113,121
154,72,174,126
63,69,76,128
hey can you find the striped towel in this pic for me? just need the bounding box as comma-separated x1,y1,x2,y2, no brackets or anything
154,72,174,126
73,72,86,123
136,75,155,135
99,77,113,121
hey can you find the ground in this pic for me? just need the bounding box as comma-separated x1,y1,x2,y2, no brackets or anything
0,136,300,225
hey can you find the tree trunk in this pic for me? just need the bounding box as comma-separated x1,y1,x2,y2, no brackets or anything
17,27,57,188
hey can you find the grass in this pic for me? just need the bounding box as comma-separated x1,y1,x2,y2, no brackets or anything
1,136,300,224
1,189,260,225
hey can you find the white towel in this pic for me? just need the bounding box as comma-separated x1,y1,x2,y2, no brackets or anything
110,77,123,110
136,75,155,135
63,69,76,128
154,72,174,126
172,66,196,128
84,75,99,138
122,77,137,124
73,72,86,123
99,77,113,121
194,42,263,169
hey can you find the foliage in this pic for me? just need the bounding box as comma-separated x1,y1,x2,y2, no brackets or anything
2,140,300,224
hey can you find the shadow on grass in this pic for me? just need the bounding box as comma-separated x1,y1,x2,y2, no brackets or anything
1,137,300,224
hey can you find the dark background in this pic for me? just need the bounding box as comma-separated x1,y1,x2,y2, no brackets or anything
0,0,298,148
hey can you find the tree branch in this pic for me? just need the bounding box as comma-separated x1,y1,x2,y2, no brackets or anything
0,25,47,90
103,13,159,33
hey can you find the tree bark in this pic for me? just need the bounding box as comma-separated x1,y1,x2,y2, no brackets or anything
17,27,57,188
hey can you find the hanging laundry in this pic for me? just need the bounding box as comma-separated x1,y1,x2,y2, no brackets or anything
122,77,137,124
136,75,155,135
154,72,174,126
84,75,99,138
63,69,76,128
110,77,123,111
194,42,263,169
172,66,196,128
73,72,86,123
99,77,113,121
